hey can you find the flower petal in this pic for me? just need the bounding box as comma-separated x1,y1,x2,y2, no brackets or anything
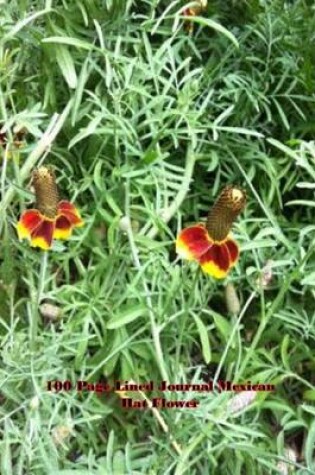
54,215,73,240
225,237,239,266
199,243,231,279
176,224,213,261
30,219,55,250
57,201,84,227
17,210,43,240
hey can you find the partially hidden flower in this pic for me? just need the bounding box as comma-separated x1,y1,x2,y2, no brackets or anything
225,282,240,314
183,0,207,34
176,185,246,279
17,166,84,250
276,447,297,475
12,126,27,149
0,131,7,147
52,421,75,446
0,127,27,159
256,259,273,289
39,302,62,321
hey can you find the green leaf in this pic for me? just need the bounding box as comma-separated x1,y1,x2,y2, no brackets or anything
107,305,147,329
241,239,278,251
303,390,315,402
1,422,13,475
192,313,211,364
54,45,77,89
301,272,315,286
121,350,136,380
42,36,93,50
106,430,115,473
3,8,51,41
181,16,239,48
209,311,232,342
112,450,126,475
214,126,264,137
286,200,315,208
280,335,290,371
68,114,103,148
105,193,122,216
305,419,315,469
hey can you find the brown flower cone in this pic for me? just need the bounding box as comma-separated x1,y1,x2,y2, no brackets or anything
206,185,246,241
32,166,59,219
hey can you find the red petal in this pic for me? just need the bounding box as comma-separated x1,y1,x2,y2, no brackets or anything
176,224,213,261
225,238,239,265
54,215,72,240
30,219,55,250
199,243,231,279
183,8,192,16
55,215,71,229
57,200,83,226
57,200,76,212
17,210,43,239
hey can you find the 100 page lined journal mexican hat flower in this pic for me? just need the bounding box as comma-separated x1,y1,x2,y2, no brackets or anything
17,166,84,250
176,185,246,279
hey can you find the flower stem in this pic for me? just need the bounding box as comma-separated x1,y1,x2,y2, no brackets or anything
213,290,256,386
37,251,48,305
1,145,8,202
30,251,48,350
125,217,169,381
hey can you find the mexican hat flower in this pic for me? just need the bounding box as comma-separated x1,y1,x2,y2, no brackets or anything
176,185,246,279
17,166,84,250
12,127,27,149
0,128,27,159
183,0,207,34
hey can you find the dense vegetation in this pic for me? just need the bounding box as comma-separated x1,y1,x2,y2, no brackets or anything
0,1,315,473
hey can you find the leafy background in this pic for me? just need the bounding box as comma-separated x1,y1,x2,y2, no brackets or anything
0,0,315,474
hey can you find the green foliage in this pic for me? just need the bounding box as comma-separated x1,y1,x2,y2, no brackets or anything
0,0,315,473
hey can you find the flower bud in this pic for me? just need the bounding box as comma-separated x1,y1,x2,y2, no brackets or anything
39,303,61,321
225,282,240,315
227,391,256,414
29,395,40,410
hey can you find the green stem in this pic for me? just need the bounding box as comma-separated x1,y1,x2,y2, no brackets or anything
175,267,201,370
37,251,48,305
125,215,169,382
213,290,257,386
1,146,8,202
31,251,48,350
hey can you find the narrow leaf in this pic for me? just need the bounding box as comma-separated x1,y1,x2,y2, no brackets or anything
192,313,211,364
107,305,146,329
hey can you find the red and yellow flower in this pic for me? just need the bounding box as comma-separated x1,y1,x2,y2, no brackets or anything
183,0,207,34
1,127,27,159
17,166,84,250
176,185,246,279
